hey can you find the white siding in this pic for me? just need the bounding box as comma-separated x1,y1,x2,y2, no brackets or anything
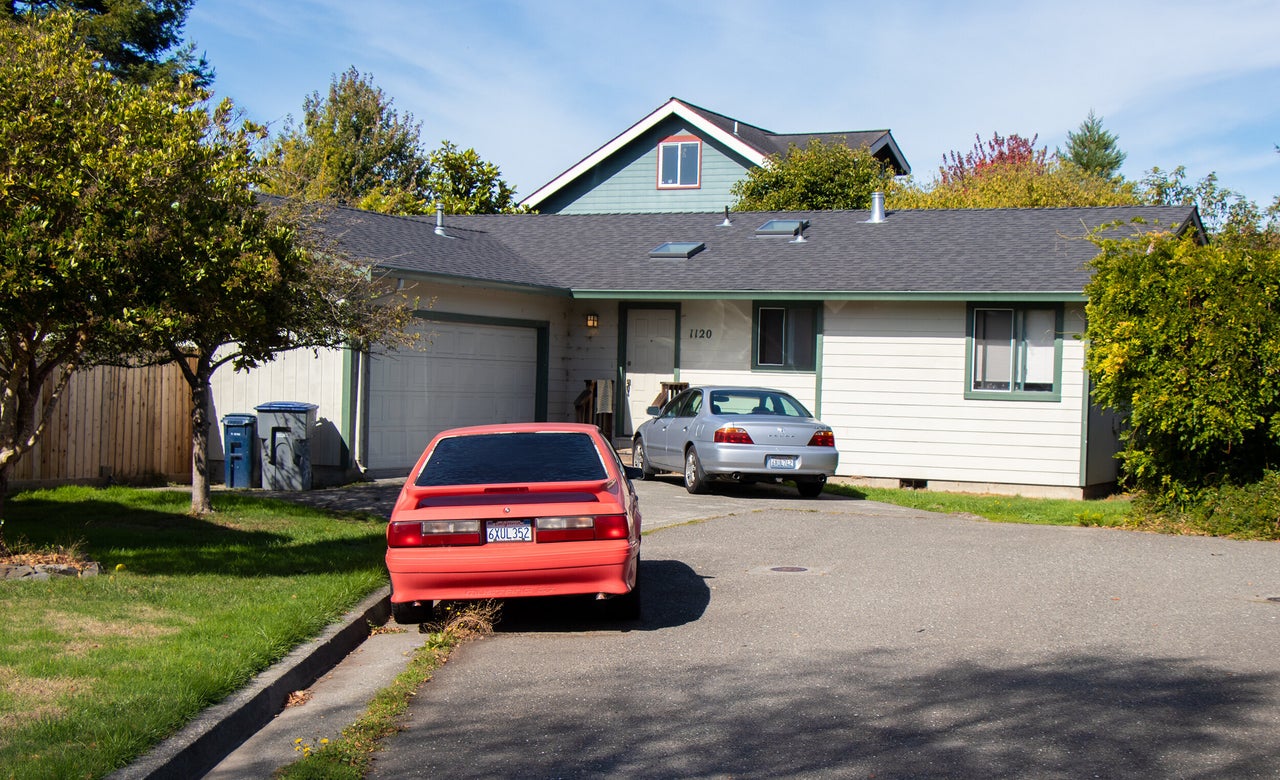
207,346,348,465
820,301,1088,488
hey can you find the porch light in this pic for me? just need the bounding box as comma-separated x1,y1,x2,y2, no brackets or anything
585,313,599,329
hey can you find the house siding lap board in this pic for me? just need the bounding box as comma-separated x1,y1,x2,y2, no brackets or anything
545,118,752,214
819,301,1088,488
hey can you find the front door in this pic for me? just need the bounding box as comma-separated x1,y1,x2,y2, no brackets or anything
623,308,676,436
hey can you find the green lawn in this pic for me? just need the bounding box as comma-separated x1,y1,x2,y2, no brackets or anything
0,486,388,780
826,482,1133,527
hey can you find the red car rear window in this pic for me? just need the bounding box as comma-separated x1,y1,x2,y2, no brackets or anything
416,432,607,486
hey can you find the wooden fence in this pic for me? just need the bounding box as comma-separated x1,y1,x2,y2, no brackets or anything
9,363,193,489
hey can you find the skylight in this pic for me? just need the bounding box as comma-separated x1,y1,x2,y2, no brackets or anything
649,241,706,259
756,219,810,236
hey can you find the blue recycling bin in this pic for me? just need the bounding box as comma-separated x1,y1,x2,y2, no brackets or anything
222,414,258,488
255,401,318,491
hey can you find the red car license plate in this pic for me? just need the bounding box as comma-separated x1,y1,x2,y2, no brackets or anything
486,520,532,543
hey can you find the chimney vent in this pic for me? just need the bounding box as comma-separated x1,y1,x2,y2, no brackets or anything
434,203,447,236
866,191,886,223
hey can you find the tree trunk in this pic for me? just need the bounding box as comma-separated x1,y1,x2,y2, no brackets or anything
0,466,9,556
189,372,213,516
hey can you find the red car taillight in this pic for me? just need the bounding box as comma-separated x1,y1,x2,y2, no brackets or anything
808,430,835,447
387,520,482,547
714,426,754,444
536,514,630,543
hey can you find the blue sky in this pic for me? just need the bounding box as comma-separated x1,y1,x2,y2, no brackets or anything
186,0,1280,208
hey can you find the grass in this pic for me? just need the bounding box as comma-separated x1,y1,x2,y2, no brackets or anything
826,482,1133,528
275,601,499,779
0,486,388,780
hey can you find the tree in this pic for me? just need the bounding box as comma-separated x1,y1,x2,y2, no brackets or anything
264,67,522,216
427,141,521,214
1136,165,1268,236
1084,228,1280,502
263,67,431,212
1,0,210,86
122,187,415,514
889,131,1138,209
1060,111,1126,180
730,139,897,211
0,12,218,537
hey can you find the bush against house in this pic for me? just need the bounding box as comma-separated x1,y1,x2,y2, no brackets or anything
1084,228,1280,503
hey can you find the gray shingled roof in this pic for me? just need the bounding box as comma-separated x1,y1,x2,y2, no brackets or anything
325,204,1199,299
678,99,908,173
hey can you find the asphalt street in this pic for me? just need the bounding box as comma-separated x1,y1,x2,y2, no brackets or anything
360,477,1280,779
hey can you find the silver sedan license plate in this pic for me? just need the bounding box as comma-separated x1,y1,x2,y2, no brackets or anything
486,520,532,543
767,455,797,469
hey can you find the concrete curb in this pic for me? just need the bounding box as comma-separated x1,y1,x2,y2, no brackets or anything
109,587,391,780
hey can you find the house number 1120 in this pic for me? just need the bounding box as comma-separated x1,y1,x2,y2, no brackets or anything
688,328,713,339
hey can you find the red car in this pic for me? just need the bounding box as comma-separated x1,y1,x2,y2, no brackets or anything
385,423,643,623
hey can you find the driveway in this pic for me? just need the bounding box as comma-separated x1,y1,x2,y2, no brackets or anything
362,478,1280,779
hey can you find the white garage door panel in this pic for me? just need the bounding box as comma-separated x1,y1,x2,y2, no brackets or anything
368,321,537,473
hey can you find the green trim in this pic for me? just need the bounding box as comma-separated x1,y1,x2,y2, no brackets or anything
573,290,1086,303
814,329,824,417
410,310,550,423
751,300,822,373
615,302,681,438
963,303,1064,403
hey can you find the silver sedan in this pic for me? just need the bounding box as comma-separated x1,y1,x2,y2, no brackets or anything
632,386,838,497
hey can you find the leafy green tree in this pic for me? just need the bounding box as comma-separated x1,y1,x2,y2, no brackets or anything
1084,228,1280,502
731,139,897,211
0,12,212,533
263,67,431,212
1060,110,1126,180
1,0,210,86
890,131,1138,209
123,184,415,514
264,68,522,216
427,140,521,214
1136,165,1268,235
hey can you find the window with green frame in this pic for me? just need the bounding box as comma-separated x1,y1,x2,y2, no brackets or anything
967,303,1062,400
753,302,819,371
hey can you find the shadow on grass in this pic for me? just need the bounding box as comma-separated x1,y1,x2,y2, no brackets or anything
488,558,712,633
6,490,385,578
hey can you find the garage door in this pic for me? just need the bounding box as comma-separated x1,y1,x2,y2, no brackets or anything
367,320,537,474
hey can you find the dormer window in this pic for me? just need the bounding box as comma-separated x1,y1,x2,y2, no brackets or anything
658,136,700,189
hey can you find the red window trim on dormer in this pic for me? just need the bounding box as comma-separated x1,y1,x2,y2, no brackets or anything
657,135,701,190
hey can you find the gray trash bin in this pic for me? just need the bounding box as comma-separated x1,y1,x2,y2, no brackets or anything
254,401,318,491
221,413,258,488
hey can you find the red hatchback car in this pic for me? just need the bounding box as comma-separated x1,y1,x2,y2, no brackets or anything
385,423,643,623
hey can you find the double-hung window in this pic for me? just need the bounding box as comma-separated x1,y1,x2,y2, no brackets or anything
967,304,1062,400
658,137,700,188
754,302,819,371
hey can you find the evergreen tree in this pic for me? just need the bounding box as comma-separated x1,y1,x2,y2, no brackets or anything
1061,110,1127,180
1,0,210,86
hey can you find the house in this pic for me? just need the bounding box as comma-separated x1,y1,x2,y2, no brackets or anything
520,97,911,214
208,201,1200,499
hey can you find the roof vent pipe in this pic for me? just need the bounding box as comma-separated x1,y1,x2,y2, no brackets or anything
867,191,885,223
733,120,739,136
719,206,732,227
434,203,447,236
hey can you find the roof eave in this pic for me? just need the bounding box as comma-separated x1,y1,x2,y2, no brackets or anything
569,289,1086,302
520,98,769,209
